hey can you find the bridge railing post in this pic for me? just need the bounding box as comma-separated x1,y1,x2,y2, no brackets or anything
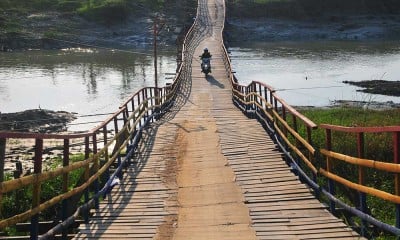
83,136,90,223
142,90,146,122
31,138,43,240
394,131,400,229
93,133,99,210
113,116,123,179
103,126,111,178
257,84,262,110
137,93,142,128
263,86,268,110
306,126,318,194
62,139,70,240
245,86,249,113
357,132,367,237
282,106,287,137
325,129,336,214
0,138,5,183
149,89,154,123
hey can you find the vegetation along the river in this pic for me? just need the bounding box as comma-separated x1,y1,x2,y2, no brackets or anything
0,0,197,50
1,1,400,238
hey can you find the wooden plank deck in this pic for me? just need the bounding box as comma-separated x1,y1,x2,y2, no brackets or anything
73,0,363,239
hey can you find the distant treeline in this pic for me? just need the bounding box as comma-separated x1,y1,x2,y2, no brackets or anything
0,0,196,23
226,0,400,19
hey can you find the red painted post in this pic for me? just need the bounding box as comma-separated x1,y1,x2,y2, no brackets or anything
357,132,367,236
258,84,262,108
103,126,110,177
325,129,335,213
269,90,273,109
145,89,150,121
357,133,365,185
123,108,128,126
264,86,268,110
131,97,135,115
292,115,299,147
62,139,70,240
0,138,5,183
31,138,43,240
83,136,90,223
124,107,129,125
282,106,287,137
92,133,99,209
137,93,142,128
394,132,400,228
149,89,154,123
114,117,119,135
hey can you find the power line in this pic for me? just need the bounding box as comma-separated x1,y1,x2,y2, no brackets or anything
274,85,344,91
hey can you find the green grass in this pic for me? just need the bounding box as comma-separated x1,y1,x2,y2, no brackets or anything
0,154,86,236
77,0,130,23
296,107,400,238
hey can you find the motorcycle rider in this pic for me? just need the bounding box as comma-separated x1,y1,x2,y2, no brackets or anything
200,48,212,73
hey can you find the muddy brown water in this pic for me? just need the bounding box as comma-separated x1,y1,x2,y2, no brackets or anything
229,40,400,107
0,48,177,131
1,41,400,132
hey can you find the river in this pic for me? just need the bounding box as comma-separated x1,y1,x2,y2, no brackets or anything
229,40,400,107
1,41,400,131
0,47,177,131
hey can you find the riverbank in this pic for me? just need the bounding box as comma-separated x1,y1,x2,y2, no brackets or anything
225,15,400,43
224,0,400,42
0,1,196,51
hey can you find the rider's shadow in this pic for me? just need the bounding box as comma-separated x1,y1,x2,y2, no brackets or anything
206,75,225,89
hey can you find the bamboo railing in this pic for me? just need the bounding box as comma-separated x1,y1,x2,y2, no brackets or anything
0,3,201,238
220,1,400,236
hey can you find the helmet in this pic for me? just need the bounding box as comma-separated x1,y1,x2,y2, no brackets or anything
204,48,208,52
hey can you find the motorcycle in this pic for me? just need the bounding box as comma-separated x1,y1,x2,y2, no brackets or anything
200,57,211,76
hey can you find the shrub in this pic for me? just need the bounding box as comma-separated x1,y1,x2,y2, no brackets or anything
57,0,82,12
78,0,130,23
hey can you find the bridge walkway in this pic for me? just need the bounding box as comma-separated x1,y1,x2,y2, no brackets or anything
74,0,362,239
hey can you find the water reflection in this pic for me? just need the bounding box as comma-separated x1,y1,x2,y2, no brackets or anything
0,48,176,130
229,41,400,106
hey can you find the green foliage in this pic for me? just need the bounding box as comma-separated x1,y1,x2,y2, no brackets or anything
298,107,400,238
78,0,130,23
0,154,86,236
43,30,62,39
57,0,82,12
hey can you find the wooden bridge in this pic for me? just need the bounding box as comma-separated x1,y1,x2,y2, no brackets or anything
1,0,400,239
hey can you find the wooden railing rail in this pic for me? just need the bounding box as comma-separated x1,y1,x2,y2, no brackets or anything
320,124,400,235
0,86,165,234
0,1,200,238
227,76,319,177
220,1,400,236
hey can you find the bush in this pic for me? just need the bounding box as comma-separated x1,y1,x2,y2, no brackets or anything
78,0,130,23
298,107,400,238
57,0,82,12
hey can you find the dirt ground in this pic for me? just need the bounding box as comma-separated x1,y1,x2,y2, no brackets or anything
343,80,400,97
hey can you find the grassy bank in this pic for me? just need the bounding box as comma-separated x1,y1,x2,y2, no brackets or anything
0,0,195,24
0,0,196,50
298,107,399,238
227,0,400,19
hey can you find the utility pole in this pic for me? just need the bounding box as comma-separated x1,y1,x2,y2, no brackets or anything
153,18,159,89
152,16,165,107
